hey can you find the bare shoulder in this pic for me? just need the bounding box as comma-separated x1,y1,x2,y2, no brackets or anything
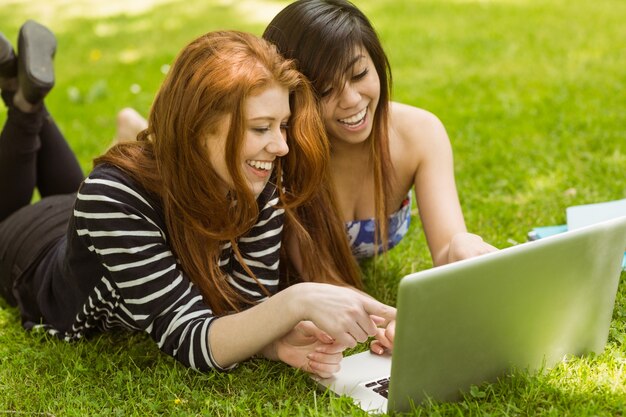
389,102,450,155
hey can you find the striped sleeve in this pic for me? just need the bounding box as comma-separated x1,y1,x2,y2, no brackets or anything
72,165,231,371
228,184,284,301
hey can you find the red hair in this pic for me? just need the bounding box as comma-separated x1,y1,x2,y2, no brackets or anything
96,31,361,313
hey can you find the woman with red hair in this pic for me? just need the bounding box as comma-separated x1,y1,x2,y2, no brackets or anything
0,22,394,376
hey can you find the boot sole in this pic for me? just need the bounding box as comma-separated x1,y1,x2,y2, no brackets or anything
18,20,56,103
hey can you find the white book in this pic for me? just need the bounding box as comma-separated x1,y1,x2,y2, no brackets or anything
567,198,626,230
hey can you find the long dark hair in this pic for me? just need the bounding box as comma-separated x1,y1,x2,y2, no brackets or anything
264,0,395,252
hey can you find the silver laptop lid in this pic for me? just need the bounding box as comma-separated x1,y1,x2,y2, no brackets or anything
388,216,626,412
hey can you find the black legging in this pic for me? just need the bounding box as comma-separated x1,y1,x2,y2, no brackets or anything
0,91,84,222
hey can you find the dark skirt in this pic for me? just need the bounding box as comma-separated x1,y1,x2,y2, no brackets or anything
0,193,75,306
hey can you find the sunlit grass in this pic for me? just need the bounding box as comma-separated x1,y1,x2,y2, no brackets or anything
1,0,625,415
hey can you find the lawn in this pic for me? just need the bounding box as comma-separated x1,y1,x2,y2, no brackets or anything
1,0,625,415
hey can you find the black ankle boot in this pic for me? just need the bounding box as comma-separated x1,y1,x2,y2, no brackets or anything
17,20,56,105
0,32,17,79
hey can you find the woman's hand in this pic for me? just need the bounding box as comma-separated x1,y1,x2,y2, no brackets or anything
291,283,397,349
263,321,346,378
447,232,497,264
370,318,395,355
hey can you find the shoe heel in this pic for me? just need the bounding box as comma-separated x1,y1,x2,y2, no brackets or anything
17,20,56,104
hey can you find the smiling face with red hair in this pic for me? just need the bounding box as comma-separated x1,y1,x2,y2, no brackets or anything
205,82,291,197
98,30,363,310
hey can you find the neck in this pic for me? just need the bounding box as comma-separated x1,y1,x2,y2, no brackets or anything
329,137,373,178
330,136,371,160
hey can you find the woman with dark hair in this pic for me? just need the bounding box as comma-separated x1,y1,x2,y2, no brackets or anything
263,0,497,265
0,21,395,376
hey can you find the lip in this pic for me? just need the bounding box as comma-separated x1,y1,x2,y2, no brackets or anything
337,107,369,133
338,107,367,124
245,161,273,179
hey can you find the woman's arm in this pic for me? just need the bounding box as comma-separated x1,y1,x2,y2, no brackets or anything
209,281,396,368
392,103,496,266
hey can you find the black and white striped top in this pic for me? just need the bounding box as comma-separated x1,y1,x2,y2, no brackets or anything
30,163,284,371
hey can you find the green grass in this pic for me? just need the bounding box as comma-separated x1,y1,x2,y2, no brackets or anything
1,0,625,415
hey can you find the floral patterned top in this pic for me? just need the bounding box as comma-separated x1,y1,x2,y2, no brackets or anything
345,193,412,260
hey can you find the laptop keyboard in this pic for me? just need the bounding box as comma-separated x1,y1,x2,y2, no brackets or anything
364,377,390,398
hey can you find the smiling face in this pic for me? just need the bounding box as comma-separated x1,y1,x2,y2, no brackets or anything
206,83,291,197
319,47,381,146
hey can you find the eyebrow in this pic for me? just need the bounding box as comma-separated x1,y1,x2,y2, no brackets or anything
247,114,291,122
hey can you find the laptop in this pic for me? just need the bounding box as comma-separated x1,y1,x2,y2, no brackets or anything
314,216,626,413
